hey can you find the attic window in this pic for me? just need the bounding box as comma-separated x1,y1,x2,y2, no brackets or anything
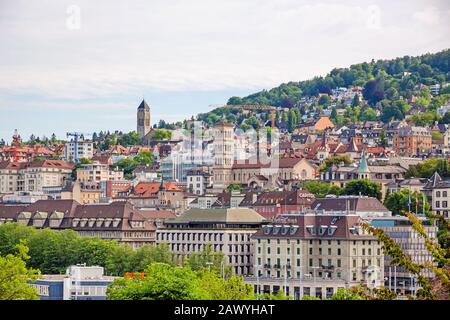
349,227,359,235
306,225,316,235
318,225,328,236
290,225,299,235
263,225,273,235
328,226,338,236
273,225,281,235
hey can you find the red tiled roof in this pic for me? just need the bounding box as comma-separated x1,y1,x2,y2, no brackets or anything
132,182,182,197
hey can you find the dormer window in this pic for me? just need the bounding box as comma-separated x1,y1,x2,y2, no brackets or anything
113,218,121,227
104,218,112,227
96,218,104,227
281,226,289,235
273,225,281,235
318,225,328,236
263,225,273,235
306,225,316,235
328,225,338,236
72,218,80,227
79,218,88,227
88,218,96,227
290,225,299,235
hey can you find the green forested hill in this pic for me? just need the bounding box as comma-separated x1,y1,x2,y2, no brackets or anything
227,49,450,107
196,49,450,131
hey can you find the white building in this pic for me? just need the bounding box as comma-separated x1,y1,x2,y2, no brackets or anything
156,207,266,275
65,139,94,162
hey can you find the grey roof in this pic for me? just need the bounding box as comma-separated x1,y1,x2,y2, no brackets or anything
166,208,265,224
138,99,150,110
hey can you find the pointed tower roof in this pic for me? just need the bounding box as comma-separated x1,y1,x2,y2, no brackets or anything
346,137,359,153
213,115,234,128
356,150,370,173
424,171,442,189
138,99,150,111
159,176,166,191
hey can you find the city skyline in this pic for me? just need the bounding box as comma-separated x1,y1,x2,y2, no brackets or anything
1,0,450,141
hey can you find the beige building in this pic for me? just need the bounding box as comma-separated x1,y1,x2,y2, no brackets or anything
232,157,317,190
369,216,437,296
393,126,432,157
137,99,151,140
0,200,157,249
212,120,234,193
76,161,123,184
0,160,73,196
156,208,266,275
247,213,384,299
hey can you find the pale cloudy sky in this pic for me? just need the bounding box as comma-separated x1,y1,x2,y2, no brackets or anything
0,0,449,142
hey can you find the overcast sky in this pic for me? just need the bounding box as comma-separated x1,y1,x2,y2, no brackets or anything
0,0,449,142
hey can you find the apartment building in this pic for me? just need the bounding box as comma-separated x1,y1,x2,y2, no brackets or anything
369,216,438,296
156,208,266,275
422,171,450,218
76,161,123,183
393,126,432,157
0,160,73,196
247,213,384,299
65,139,94,162
186,169,213,195
0,200,160,248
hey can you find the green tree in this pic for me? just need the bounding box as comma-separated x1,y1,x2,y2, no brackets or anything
185,245,226,275
405,159,450,178
330,288,364,300
363,212,450,300
343,179,382,199
384,189,430,216
377,128,388,147
227,183,243,193
0,243,40,300
118,131,141,146
133,151,154,166
71,157,93,179
363,77,385,105
361,107,378,121
107,263,207,300
318,95,331,106
302,181,342,198
320,155,352,172
152,129,172,141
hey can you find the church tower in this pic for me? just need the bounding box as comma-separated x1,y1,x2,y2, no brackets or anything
212,118,234,193
137,99,151,140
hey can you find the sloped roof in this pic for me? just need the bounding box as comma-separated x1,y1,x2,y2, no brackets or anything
138,99,150,110
311,197,389,213
166,208,265,224
252,214,375,240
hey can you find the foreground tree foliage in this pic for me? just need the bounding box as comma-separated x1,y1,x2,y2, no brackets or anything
342,179,382,200
301,181,342,198
0,223,173,276
405,158,450,178
363,212,450,300
384,189,430,216
107,263,255,300
0,243,40,300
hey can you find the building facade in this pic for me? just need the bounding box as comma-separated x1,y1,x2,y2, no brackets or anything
65,139,94,162
156,208,266,275
137,99,151,140
247,213,384,299
31,265,115,300
393,126,432,157
0,160,73,196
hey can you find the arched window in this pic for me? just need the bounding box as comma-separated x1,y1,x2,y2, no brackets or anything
443,191,447,197
437,191,441,197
